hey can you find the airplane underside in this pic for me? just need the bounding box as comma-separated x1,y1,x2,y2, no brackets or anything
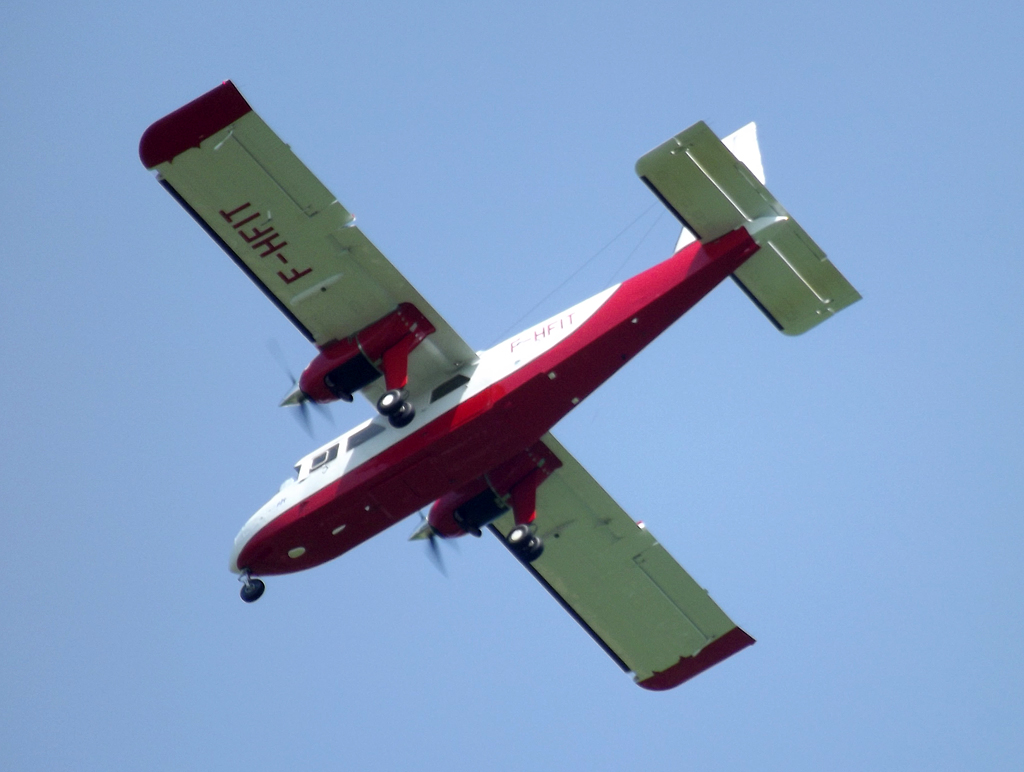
142,81,859,689
235,227,759,576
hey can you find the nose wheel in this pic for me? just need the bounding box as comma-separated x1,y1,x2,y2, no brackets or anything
507,524,543,562
239,572,266,603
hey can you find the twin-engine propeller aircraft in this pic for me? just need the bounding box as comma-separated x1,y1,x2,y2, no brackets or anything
140,82,859,691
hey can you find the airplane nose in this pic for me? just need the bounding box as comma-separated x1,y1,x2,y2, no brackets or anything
229,512,263,574
228,532,247,574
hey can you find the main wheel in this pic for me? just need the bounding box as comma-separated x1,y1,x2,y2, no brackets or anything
507,524,532,551
240,578,266,603
377,389,407,416
508,525,543,562
522,535,544,562
388,400,416,428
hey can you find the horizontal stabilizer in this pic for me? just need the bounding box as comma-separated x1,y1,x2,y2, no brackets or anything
637,122,860,335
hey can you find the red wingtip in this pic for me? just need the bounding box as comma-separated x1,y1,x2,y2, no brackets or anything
139,80,252,168
637,626,755,691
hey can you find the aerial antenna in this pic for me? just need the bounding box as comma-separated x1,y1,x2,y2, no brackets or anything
488,202,659,346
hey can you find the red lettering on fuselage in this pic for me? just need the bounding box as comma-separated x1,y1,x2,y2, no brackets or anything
509,311,577,353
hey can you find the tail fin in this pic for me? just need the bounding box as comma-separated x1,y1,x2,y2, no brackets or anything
639,121,860,335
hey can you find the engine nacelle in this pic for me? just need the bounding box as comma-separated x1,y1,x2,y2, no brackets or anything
427,441,564,537
298,303,435,404
428,482,508,538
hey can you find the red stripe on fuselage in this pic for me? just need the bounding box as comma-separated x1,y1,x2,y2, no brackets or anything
237,229,759,575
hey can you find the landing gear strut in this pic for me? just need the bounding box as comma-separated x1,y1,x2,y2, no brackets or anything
507,524,543,562
239,571,266,603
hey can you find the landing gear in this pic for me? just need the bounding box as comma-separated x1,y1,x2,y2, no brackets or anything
388,400,416,428
377,389,406,415
507,524,543,562
377,389,415,428
239,572,266,603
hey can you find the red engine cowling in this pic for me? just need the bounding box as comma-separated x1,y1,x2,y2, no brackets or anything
427,481,501,538
298,303,435,404
427,441,564,537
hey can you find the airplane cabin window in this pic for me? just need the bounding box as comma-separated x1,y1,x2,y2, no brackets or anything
431,374,471,403
347,423,386,450
310,444,339,471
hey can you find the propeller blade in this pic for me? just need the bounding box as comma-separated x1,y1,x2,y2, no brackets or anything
267,339,330,434
409,514,447,576
295,401,313,437
311,399,334,425
426,535,447,577
266,339,298,383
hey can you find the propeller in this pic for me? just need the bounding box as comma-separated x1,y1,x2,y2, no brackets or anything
267,340,333,436
409,513,448,576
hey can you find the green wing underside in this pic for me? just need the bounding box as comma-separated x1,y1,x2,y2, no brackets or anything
490,434,752,688
146,87,475,403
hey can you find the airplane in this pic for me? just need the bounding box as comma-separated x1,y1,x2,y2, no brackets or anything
140,82,859,691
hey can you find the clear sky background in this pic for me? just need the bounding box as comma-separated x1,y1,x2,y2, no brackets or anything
2,1,1021,770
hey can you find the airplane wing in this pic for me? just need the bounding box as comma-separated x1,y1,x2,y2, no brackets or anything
636,121,861,335
489,434,754,690
140,81,476,400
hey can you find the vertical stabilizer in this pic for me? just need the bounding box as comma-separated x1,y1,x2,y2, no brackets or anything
721,122,764,184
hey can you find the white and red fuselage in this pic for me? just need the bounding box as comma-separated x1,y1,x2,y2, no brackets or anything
230,227,760,577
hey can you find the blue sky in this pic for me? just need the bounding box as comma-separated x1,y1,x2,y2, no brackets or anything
2,1,1021,769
